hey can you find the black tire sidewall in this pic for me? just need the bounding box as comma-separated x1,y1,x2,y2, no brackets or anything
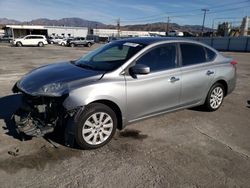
16,42,22,47
205,83,225,111
75,103,117,149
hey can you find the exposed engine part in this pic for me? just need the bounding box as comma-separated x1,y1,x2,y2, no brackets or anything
14,108,55,137
13,93,67,137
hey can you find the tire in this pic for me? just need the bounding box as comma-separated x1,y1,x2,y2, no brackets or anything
16,42,22,47
61,42,66,46
204,83,225,111
74,103,117,149
70,43,75,47
87,42,91,47
38,42,44,47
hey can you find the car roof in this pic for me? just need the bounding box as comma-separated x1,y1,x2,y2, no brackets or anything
116,37,195,45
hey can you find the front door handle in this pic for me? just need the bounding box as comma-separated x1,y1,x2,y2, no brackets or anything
206,70,214,75
169,76,180,83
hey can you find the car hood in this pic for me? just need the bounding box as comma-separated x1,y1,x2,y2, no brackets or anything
16,61,105,96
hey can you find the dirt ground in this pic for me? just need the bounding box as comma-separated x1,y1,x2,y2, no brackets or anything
0,43,249,188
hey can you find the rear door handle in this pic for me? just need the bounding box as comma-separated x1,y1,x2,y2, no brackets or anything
206,70,214,75
169,76,180,83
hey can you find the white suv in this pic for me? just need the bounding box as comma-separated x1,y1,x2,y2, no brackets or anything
13,35,48,47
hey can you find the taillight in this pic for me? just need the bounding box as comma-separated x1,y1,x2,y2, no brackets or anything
230,60,237,66
230,60,237,71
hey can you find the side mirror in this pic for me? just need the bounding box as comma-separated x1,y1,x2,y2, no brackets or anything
130,64,150,75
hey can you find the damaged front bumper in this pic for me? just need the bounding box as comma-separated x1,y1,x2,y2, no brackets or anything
12,90,68,137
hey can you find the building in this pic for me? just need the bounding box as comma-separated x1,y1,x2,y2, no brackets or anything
46,26,88,38
93,29,165,38
240,16,249,36
3,25,88,38
0,29,4,37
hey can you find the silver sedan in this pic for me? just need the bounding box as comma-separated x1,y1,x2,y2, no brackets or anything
13,37,237,149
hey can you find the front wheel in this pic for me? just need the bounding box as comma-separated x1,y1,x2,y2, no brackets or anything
70,43,75,47
16,42,22,47
204,83,225,111
75,103,117,149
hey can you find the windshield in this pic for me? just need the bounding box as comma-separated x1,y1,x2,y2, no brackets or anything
74,41,145,71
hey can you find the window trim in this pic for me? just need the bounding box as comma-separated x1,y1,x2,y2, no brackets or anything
127,42,179,73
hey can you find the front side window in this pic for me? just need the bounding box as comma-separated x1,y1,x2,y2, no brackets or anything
180,43,206,66
136,44,177,72
75,41,145,71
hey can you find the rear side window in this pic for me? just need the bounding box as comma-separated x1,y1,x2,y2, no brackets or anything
180,43,206,66
205,47,216,61
136,44,177,72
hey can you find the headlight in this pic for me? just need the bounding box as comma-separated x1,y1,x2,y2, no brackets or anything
37,83,67,96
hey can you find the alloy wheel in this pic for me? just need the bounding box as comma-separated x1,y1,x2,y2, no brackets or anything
82,112,113,145
210,86,224,109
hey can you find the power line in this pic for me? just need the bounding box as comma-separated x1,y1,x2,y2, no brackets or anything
121,0,250,22
208,4,250,14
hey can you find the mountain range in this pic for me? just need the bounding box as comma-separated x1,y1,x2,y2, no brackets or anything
0,17,212,33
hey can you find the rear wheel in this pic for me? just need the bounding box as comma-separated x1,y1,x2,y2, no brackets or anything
75,103,117,149
38,42,44,47
61,42,66,46
87,42,91,47
70,43,75,47
16,42,22,47
204,83,225,111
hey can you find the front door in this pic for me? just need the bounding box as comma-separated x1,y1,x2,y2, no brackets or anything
126,43,181,122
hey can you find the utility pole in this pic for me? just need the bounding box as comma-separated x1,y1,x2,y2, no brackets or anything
166,16,170,36
117,18,120,38
201,9,209,36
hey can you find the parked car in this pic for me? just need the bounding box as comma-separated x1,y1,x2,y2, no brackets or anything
183,31,197,37
168,30,184,37
68,37,95,47
49,36,64,44
47,36,56,44
12,37,237,149
58,37,74,46
13,35,48,47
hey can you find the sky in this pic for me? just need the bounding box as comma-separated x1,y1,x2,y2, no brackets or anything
0,0,249,28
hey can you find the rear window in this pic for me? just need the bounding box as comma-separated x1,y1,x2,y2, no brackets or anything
180,43,206,66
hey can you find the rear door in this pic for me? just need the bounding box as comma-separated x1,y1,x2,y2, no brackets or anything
179,43,216,106
126,43,181,122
